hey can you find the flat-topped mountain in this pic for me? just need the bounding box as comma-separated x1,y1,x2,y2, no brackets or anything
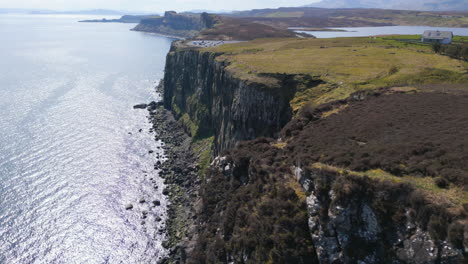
132,11,299,40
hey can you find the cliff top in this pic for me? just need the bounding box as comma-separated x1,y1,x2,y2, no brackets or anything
194,16,299,41
205,35,468,107
133,12,303,40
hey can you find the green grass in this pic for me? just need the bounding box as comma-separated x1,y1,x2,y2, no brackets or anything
207,36,467,107
192,136,215,179
179,113,199,138
452,36,468,42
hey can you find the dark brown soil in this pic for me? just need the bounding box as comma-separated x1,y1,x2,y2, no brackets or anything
284,92,468,186
196,17,297,41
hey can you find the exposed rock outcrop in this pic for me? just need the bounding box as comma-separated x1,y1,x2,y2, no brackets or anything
296,167,464,264
132,12,216,38
158,41,467,263
162,46,296,155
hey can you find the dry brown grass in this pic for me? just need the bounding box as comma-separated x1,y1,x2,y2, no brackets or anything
311,163,468,206
207,36,467,106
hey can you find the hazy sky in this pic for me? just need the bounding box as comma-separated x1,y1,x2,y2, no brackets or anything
0,0,321,12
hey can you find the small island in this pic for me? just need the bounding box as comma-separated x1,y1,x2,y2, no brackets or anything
79,15,157,24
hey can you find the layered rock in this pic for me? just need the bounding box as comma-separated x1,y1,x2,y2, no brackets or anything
132,12,216,38
158,41,466,263
295,167,463,264
192,151,465,263
162,46,296,155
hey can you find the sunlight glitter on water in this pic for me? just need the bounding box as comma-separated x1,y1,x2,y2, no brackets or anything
0,14,174,263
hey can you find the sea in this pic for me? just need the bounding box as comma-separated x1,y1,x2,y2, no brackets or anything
0,14,173,263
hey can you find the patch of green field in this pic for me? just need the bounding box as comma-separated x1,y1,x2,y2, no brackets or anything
453,36,468,43
207,36,467,106
179,113,199,138
192,136,214,179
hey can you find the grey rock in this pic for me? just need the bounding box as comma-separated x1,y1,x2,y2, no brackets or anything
162,240,171,249
162,49,294,155
133,103,148,109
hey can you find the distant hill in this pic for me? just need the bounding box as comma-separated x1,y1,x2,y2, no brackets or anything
131,11,299,40
132,11,211,38
228,7,468,28
29,9,128,15
0,8,51,14
307,0,468,11
80,15,156,24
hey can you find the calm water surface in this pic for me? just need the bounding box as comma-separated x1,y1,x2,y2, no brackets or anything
297,26,468,38
0,14,173,263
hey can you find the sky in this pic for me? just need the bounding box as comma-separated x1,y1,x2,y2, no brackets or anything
0,0,321,12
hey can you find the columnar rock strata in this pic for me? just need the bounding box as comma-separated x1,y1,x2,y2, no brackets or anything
159,42,466,263
162,46,295,155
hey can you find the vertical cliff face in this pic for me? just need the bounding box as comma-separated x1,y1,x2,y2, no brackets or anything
159,42,467,264
162,47,295,155
295,167,464,264
132,12,218,38
191,145,464,263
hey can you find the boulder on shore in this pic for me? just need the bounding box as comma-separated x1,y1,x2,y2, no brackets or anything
133,104,148,109
147,101,163,110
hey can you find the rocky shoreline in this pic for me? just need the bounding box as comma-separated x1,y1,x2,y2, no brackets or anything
143,96,200,263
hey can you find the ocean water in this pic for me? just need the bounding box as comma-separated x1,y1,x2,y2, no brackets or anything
296,26,468,38
0,14,173,263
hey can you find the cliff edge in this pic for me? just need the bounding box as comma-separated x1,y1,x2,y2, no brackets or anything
159,36,467,263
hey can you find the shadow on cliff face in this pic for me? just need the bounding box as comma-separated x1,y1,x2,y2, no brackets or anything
188,92,467,263
162,49,323,156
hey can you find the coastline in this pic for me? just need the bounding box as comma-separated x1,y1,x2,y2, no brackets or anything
145,85,200,263
145,35,468,262
130,29,186,40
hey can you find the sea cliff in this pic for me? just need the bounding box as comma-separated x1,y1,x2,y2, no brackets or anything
156,38,467,263
162,46,296,155
132,12,215,38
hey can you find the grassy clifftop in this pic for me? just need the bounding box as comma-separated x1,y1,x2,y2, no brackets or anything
207,36,467,109
165,35,467,262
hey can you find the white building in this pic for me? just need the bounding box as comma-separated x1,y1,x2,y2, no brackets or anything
421,30,453,44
